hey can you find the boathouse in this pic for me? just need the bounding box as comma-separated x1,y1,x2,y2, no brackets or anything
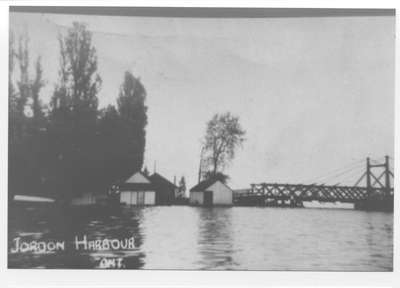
149,173,179,205
118,171,156,205
189,179,233,206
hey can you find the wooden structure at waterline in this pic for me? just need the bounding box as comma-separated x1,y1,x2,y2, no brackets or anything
13,195,55,203
190,179,233,206
234,156,394,211
149,173,179,205
118,171,156,206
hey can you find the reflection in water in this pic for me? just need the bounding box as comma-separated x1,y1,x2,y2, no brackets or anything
8,204,146,269
196,208,237,269
139,206,201,269
363,212,394,271
8,204,393,271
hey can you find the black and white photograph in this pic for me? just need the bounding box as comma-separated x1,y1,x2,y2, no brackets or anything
7,5,394,272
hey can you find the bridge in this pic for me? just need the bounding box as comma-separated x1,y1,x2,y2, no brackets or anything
233,156,394,211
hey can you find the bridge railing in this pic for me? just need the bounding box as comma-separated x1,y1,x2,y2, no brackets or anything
233,183,392,203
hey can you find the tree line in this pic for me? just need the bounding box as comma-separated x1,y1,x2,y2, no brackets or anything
9,22,148,201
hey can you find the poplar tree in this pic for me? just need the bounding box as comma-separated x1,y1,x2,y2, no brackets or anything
9,32,47,197
49,22,102,198
116,71,148,179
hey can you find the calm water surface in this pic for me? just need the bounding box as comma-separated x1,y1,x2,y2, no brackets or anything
8,206,393,271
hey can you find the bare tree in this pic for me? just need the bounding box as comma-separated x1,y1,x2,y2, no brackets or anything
202,112,245,176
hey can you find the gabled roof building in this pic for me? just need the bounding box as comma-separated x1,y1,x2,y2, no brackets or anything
190,178,233,206
118,171,156,205
149,173,179,205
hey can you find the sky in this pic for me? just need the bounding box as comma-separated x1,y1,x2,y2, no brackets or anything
10,12,395,190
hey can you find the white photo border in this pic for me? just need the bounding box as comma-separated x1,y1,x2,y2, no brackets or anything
0,1,398,287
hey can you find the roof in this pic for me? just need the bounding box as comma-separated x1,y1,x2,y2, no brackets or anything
149,173,178,191
124,171,152,184
13,195,55,203
118,171,155,191
190,178,232,192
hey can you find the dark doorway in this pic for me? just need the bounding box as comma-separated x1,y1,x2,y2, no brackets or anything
204,191,213,206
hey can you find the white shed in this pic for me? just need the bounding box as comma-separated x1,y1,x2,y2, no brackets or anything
118,171,156,206
189,179,233,206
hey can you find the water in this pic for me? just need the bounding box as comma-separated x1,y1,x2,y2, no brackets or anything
8,205,393,271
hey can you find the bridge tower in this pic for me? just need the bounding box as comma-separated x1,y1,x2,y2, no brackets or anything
384,155,391,196
364,156,393,198
366,157,371,196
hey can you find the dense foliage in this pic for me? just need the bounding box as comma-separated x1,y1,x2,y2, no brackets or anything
9,23,148,201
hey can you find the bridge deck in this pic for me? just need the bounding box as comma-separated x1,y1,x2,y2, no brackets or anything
233,183,393,203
